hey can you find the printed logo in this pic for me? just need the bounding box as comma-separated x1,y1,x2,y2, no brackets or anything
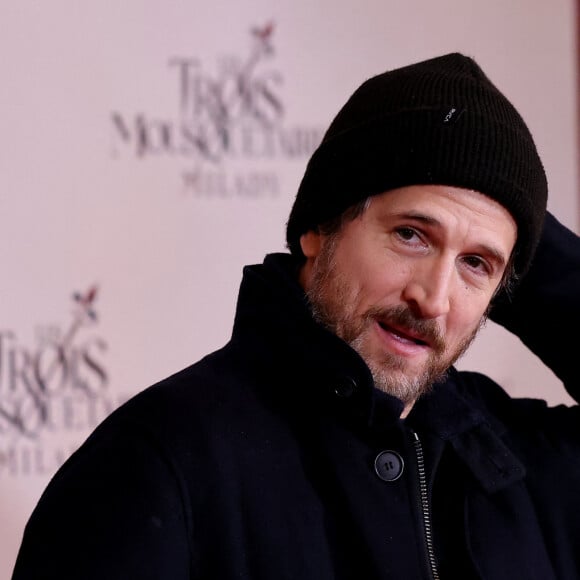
111,22,324,198
0,287,126,477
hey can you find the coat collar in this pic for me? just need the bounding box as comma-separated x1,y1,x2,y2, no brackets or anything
408,372,526,493
231,253,403,425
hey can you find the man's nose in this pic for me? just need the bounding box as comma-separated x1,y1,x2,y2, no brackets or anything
401,259,454,319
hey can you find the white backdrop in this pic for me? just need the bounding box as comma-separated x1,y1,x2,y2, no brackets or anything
1,1,578,577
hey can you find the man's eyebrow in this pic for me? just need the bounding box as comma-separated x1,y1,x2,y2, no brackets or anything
471,243,509,269
395,211,440,226
393,211,509,267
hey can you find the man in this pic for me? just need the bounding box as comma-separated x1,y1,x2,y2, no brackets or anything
12,53,580,579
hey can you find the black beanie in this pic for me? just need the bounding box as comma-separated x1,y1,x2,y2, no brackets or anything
286,52,548,278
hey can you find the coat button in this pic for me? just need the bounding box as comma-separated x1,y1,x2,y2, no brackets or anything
333,377,357,398
374,450,404,482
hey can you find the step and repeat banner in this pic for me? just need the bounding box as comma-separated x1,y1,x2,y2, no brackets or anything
1,1,578,577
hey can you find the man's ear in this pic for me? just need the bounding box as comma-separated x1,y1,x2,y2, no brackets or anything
299,230,322,259
298,230,323,291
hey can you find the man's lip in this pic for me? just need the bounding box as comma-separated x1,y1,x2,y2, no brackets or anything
377,320,431,347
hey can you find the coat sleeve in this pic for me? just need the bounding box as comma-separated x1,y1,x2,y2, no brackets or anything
10,419,192,580
490,211,580,400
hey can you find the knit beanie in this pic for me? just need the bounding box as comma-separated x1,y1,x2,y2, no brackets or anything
286,52,548,278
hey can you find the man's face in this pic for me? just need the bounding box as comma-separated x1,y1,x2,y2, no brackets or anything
299,185,517,409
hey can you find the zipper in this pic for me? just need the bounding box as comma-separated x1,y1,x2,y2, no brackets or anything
411,430,440,580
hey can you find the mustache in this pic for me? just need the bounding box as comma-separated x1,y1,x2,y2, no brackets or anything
365,305,446,354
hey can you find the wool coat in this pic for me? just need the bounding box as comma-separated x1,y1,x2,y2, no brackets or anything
11,213,580,580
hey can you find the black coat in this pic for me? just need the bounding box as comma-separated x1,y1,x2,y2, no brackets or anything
12,213,580,579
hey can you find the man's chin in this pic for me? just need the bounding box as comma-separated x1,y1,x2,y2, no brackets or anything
362,352,449,405
370,367,422,399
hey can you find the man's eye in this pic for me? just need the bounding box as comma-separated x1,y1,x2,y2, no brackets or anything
395,227,419,242
463,255,489,273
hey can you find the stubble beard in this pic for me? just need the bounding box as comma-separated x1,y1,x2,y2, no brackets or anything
305,235,483,406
